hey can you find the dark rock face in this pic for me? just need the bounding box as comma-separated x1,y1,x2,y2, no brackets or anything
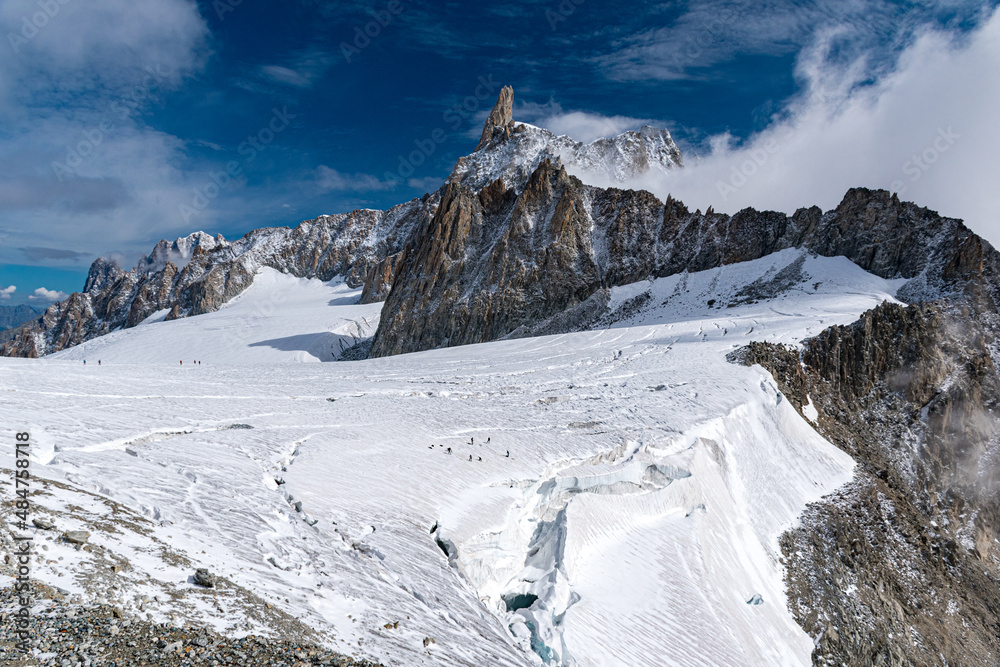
366,93,1000,358
2,198,434,358
371,162,604,357
370,162,998,357
735,301,1000,666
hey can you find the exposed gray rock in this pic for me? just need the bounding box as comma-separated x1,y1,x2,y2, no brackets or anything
735,300,1000,666
63,531,90,545
193,568,215,588
3,199,435,358
476,85,514,151
371,163,998,358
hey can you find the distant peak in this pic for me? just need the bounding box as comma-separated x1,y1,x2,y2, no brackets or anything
476,85,514,151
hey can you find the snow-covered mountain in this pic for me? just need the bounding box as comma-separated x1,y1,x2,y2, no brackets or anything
2,199,434,357
1,87,682,360
2,87,999,666
452,85,682,193
0,304,41,332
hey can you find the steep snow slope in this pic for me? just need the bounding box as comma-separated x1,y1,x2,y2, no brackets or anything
1,251,903,666
50,268,381,364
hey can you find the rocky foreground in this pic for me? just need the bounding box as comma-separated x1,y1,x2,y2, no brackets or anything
0,582,381,667
0,470,385,667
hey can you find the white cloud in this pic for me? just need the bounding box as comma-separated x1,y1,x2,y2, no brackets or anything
0,285,14,300
515,100,665,143
258,47,335,89
29,287,68,302
315,166,396,193
538,111,659,144
578,8,1000,249
260,65,312,88
0,0,212,267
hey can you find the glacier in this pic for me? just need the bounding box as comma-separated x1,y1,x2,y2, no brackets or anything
0,249,906,666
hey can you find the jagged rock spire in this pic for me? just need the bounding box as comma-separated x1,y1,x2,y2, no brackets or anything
476,85,514,151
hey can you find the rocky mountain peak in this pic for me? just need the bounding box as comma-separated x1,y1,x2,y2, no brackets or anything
143,231,228,274
476,85,515,151
453,88,682,194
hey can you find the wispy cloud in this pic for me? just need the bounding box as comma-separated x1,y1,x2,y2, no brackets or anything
595,0,989,81
0,286,14,300
258,46,336,89
588,8,1000,248
315,166,396,193
20,247,90,263
407,176,444,192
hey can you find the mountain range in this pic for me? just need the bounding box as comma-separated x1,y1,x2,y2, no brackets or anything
2,88,998,665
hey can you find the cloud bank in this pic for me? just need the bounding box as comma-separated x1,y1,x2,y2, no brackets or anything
0,0,211,267
572,8,1000,248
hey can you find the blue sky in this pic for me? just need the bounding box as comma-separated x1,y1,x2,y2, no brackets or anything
1,0,998,306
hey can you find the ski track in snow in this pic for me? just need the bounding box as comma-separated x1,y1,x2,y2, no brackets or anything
0,250,907,666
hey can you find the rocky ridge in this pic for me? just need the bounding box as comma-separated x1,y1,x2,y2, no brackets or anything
454,85,682,194
0,305,41,332
2,87,683,359
733,299,1000,666
358,88,997,359
369,167,994,356
2,198,435,358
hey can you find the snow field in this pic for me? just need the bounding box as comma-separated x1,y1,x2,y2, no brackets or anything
1,249,905,665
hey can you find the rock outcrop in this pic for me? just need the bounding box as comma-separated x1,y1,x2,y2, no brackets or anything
2,197,435,358
454,90,682,194
371,160,998,357
734,302,1000,666
476,85,514,151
